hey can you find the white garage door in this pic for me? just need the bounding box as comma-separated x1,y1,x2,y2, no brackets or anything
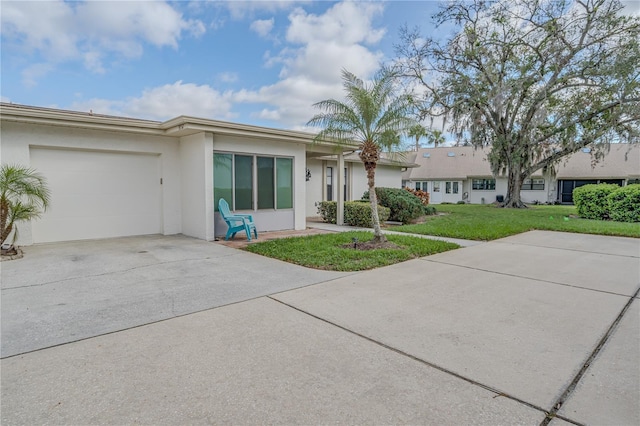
30,148,162,243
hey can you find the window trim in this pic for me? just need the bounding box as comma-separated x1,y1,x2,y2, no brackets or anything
472,178,496,191
522,178,545,190
214,151,294,212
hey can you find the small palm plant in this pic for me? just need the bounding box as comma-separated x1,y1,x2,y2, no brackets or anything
308,69,414,243
0,164,51,249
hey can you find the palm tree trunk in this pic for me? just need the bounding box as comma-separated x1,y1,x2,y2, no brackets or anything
365,166,387,243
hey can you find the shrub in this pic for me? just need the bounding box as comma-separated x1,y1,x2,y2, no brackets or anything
317,201,390,227
404,187,430,205
456,200,466,205
608,184,640,222
317,201,337,223
423,205,437,215
573,184,619,220
344,201,390,227
363,187,424,224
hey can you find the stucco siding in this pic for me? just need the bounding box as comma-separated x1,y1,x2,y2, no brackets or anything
1,122,181,245
212,134,307,232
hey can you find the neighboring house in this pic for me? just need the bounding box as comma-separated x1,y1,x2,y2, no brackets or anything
402,145,640,205
1,103,410,245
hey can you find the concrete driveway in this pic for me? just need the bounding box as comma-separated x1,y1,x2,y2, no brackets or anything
1,231,638,425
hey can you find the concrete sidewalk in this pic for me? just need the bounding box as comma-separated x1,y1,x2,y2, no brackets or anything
1,231,639,425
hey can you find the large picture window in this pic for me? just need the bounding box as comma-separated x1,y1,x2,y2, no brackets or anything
214,152,294,211
472,179,496,190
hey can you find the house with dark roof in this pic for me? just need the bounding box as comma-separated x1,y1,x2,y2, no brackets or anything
402,145,640,204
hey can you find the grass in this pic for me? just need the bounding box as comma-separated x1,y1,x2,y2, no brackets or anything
245,231,459,271
393,204,640,241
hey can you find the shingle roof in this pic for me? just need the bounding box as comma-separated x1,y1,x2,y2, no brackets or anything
404,144,640,180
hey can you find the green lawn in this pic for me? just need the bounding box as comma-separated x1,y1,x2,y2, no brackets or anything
245,231,459,271
393,204,640,241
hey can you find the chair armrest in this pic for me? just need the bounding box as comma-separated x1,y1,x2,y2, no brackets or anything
234,213,254,222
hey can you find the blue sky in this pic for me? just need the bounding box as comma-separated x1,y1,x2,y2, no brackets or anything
1,0,444,131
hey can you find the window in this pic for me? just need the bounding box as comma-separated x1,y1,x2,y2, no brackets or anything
472,179,496,190
445,181,460,194
433,181,441,192
276,158,293,209
326,167,333,201
214,152,294,211
415,181,427,191
235,155,253,210
257,157,274,209
522,178,545,190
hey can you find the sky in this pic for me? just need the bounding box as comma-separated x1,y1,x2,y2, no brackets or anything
2,0,639,133
0,0,444,131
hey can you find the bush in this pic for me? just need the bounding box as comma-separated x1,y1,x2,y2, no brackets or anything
573,184,619,220
404,187,430,205
363,187,425,224
317,201,337,223
317,201,390,227
423,205,437,215
608,184,640,222
344,201,390,227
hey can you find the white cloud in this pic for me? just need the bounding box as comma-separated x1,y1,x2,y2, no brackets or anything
217,72,239,83
70,81,235,121
250,18,275,37
0,0,204,85
235,1,386,129
22,63,56,88
222,1,310,20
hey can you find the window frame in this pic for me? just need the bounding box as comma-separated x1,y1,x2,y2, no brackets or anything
472,178,496,191
522,178,545,190
214,152,294,212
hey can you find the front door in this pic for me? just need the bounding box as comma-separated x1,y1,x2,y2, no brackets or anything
431,181,442,204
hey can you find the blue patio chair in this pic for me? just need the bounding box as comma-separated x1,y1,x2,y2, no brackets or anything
218,198,258,241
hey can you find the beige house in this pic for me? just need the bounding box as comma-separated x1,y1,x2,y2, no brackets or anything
402,145,640,204
1,103,410,245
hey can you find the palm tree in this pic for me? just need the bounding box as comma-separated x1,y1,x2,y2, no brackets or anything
307,69,414,243
0,164,51,247
427,129,446,147
407,124,428,151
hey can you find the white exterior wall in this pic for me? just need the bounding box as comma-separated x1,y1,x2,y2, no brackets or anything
0,122,181,245
351,163,402,199
305,158,325,217
212,134,306,232
179,132,214,240
467,177,508,204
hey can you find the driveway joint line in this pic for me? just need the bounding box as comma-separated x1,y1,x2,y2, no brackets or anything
491,240,640,259
539,286,640,426
0,273,353,359
421,258,635,298
267,295,551,417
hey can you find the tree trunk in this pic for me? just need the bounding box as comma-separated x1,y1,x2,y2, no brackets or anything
502,169,528,208
0,199,12,245
366,169,387,243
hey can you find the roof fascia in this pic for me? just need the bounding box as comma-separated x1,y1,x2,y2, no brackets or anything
0,103,163,136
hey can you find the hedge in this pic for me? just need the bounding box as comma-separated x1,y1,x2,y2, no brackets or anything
362,187,424,224
317,201,390,227
573,184,619,220
608,184,640,223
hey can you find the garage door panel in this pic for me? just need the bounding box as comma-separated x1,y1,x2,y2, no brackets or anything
30,148,162,243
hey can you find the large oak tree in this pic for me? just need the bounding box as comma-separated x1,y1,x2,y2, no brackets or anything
396,0,640,207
